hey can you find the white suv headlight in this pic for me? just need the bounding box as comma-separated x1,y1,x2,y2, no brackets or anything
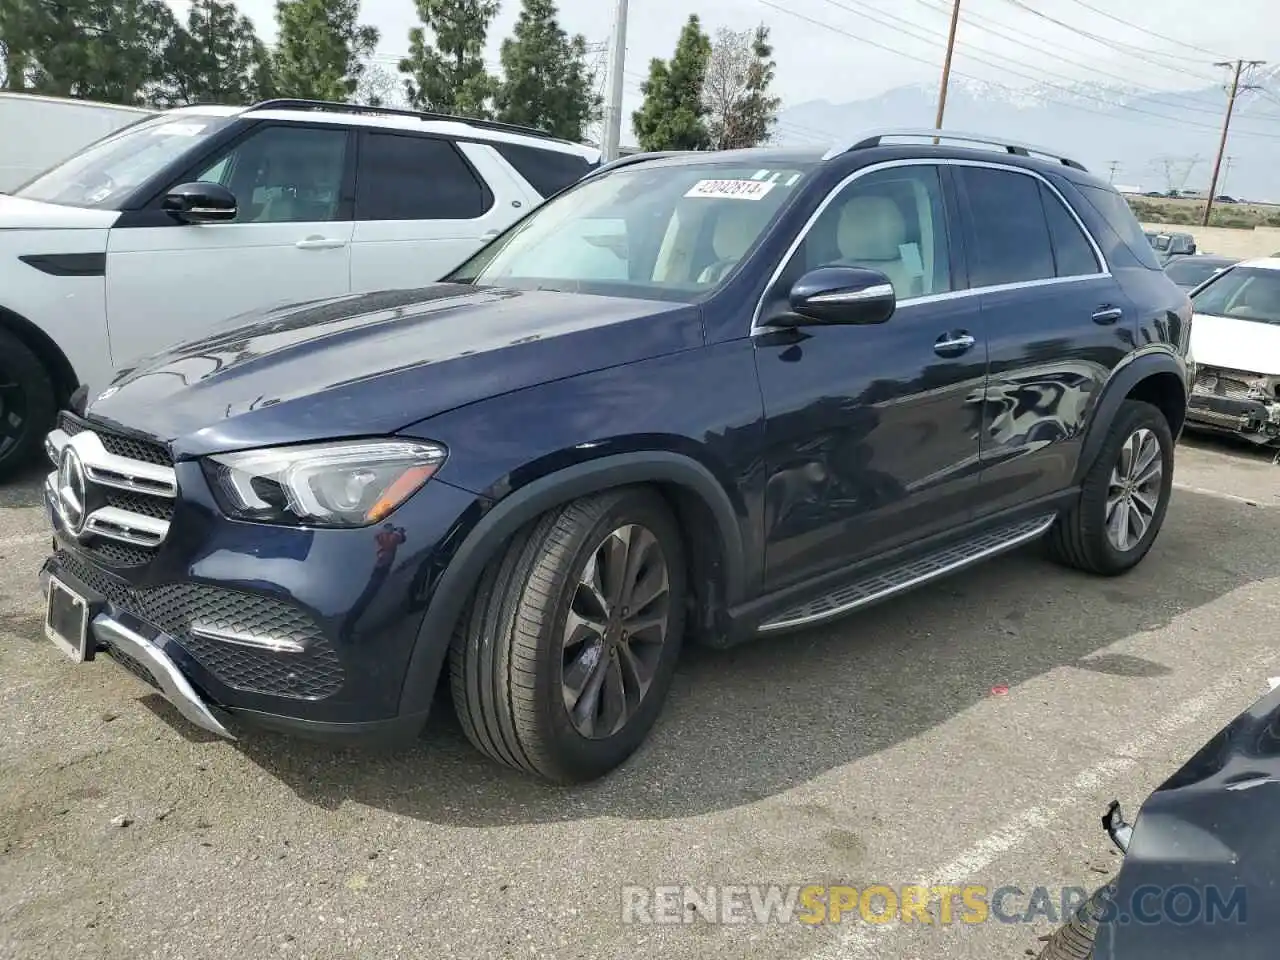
203,439,447,527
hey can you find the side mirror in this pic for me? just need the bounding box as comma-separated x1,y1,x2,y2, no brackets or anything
162,182,237,224
778,266,896,326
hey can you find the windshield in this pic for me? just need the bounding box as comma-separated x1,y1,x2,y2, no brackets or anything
1166,258,1233,287
1193,267,1280,325
1153,235,1171,251
15,114,233,208
447,160,816,300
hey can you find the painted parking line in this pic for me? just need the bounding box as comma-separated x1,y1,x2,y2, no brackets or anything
1172,482,1273,507
0,532,49,549
804,654,1275,960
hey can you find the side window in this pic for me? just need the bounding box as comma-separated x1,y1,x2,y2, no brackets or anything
1038,182,1101,277
356,133,492,221
958,166,1055,287
792,164,953,299
492,142,593,197
192,125,348,224
1077,183,1164,270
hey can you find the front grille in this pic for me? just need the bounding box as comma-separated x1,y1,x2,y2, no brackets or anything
57,550,344,701
58,412,173,466
1193,367,1276,402
50,414,176,569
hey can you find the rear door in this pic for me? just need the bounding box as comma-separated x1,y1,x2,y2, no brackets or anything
487,141,596,200
348,132,531,291
953,163,1133,516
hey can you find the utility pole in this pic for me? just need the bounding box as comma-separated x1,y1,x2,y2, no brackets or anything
1202,59,1264,226
1107,160,1120,183
600,0,629,162
934,0,961,130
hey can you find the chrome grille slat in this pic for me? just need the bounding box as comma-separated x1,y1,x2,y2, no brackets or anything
45,418,176,559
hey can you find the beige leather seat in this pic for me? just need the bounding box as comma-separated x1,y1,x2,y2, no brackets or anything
696,203,773,284
833,196,921,298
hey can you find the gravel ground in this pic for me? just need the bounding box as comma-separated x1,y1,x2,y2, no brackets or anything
2,431,1278,960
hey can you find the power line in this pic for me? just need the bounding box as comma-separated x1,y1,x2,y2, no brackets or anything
757,0,1280,141
823,0,1258,123
1057,0,1229,60
994,0,1224,85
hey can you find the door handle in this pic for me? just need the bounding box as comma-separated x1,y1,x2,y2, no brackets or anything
295,236,347,250
934,331,976,357
1092,305,1123,324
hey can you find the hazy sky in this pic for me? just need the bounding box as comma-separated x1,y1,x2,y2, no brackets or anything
169,0,1279,140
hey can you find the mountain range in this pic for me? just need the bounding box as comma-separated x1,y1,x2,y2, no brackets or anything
775,65,1280,203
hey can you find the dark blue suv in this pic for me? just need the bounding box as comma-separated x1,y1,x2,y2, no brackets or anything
39,130,1192,782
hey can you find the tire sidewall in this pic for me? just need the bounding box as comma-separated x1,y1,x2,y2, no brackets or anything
1086,401,1175,573
536,489,687,780
0,328,57,479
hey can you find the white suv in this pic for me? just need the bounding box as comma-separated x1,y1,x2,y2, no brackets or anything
0,98,600,477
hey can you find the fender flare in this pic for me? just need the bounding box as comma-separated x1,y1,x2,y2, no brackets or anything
396,451,748,716
1074,348,1188,485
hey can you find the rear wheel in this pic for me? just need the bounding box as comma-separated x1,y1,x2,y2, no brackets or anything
0,327,57,482
449,486,687,782
1047,400,1174,576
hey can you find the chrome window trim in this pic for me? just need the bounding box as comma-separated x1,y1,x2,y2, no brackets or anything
749,157,1111,335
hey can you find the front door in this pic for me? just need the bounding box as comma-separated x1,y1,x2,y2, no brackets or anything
754,162,986,592
950,164,1136,515
104,122,355,370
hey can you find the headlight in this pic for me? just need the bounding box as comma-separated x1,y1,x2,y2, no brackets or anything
203,439,447,527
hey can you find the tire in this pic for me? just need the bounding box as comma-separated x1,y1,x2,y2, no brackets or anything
1036,879,1115,959
1047,399,1174,576
0,327,58,482
449,486,688,782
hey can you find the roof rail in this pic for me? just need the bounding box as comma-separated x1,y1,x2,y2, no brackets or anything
243,98,580,147
824,128,1088,171
584,151,688,178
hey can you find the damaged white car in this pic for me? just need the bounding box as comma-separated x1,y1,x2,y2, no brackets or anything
1185,257,1280,447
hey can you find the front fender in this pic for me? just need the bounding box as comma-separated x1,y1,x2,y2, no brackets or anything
395,451,748,718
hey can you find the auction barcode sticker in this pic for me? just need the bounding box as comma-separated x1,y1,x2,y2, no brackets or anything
684,179,776,200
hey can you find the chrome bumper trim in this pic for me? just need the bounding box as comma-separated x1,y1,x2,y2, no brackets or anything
95,613,235,740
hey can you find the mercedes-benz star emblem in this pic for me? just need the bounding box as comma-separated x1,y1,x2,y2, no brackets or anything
56,445,88,536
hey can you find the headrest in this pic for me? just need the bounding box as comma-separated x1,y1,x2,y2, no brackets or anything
836,196,907,261
711,202,771,260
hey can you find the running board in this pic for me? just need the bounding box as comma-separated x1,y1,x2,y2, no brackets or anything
757,513,1058,633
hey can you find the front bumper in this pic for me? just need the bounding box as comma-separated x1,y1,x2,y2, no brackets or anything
39,567,233,739
1185,391,1280,444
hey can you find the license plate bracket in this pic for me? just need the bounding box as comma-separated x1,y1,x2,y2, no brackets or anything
45,576,93,663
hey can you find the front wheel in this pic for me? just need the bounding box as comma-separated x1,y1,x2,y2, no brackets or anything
1047,400,1174,576
449,486,687,782
0,328,57,482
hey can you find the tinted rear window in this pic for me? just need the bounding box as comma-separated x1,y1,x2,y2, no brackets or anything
957,166,1056,286
492,142,593,197
1077,184,1163,269
356,132,492,220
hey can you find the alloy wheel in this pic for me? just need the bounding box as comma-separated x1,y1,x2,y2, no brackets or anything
1105,427,1164,552
561,523,671,740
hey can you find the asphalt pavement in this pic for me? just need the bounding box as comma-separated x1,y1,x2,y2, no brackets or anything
2,432,1279,960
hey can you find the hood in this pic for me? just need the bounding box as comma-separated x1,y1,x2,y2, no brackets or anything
1092,685,1280,959
0,192,120,230
1189,312,1280,374
85,283,703,459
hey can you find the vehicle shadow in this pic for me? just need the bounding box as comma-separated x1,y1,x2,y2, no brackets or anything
0,463,46,509
231,487,1276,824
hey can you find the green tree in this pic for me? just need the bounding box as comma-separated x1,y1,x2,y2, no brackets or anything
273,0,378,102
632,14,711,151
493,0,599,139
168,0,273,105
399,0,498,118
0,0,44,89
703,24,779,150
